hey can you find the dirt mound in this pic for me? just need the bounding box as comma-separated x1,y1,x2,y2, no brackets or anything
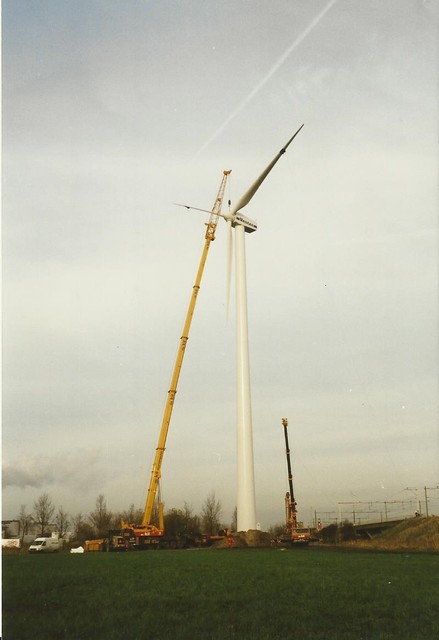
238,529,271,547
213,529,272,549
355,516,439,552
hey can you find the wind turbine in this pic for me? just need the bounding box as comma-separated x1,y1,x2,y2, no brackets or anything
177,125,304,532
227,124,304,531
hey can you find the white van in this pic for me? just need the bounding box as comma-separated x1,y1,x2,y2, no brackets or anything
29,536,61,553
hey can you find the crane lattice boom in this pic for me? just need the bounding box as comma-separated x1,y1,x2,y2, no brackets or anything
282,417,298,532
141,170,231,529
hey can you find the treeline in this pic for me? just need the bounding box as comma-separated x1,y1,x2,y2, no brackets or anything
15,490,234,544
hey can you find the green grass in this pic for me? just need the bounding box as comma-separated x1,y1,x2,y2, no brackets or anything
2,548,439,639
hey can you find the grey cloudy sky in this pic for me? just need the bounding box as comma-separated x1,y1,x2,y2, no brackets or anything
2,0,438,528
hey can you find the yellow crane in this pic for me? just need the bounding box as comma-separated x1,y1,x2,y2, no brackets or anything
281,418,311,545
121,170,231,548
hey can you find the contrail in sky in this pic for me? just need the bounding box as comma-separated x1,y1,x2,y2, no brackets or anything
196,0,337,156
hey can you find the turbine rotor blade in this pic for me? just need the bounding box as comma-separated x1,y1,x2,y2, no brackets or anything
229,124,304,216
174,203,213,215
226,219,233,319
174,203,233,222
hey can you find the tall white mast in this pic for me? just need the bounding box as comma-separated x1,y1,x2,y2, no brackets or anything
234,222,256,530
230,125,304,531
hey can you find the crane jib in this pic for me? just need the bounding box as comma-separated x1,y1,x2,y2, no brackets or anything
141,170,231,531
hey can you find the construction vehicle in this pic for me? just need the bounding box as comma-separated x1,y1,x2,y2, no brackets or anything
85,171,232,551
28,533,61,553
85,529,140,552
129,170,231,548
281,418,311,545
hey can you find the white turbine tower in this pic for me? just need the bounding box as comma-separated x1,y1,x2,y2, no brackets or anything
176,126,304,532
227,125,304,531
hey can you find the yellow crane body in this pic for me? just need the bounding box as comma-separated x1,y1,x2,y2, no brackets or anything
129,170,231,541
281,418,311,545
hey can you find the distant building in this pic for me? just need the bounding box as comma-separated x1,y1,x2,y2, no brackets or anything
2,520,20,538
2,519,58,543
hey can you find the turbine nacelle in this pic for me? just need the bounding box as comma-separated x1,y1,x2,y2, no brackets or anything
206,209,257,233
232,213,257,233
174,204,257,233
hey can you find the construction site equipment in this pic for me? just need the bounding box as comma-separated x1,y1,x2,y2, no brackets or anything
116,170,232,549
281,418,311,545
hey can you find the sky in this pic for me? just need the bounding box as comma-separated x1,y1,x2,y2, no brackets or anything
2,0,438,530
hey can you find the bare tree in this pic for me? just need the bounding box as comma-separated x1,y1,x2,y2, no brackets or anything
120,504,143,525
55,506,70,539
164,508,186,538
17,504,33,541
33,493,55,535
267,523,287,539
201,491,222,535
183,502,200,535
89,494,113,536
164,503,201,540
71,512,95,544
71,513,85,540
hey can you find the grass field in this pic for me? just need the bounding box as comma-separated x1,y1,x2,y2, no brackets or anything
2,547,438,639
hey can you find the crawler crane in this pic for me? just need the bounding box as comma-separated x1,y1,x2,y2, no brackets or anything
281,418,311,545
119,170,232,549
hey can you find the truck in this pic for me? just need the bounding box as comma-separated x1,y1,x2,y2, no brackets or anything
28,535,61,553
85,528,160,552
